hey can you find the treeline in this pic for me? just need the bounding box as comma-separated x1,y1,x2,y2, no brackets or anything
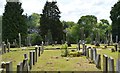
1,0,120,46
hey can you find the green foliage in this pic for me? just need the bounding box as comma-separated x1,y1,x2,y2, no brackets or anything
69,51,82,57
61,43,69,57
2,2,27,45
40,1,63,43
110,1,120,42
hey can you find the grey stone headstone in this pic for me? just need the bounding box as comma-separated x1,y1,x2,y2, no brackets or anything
93,48,97,63
22,58,29,72
35,46,38,62
86,48,89,58
90,49,93,60
116,59,120,73
96,54,101,69
17,62,23,73
33,51,35,65
41,42,44,54
38,47,41,57
108,57,114,72
2,42,5,54
29,51,33,70
6,61,12,73
103,54,108,73
8,42,10,52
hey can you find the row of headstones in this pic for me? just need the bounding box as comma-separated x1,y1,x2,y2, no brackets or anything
0,46,44,73
1,42,10,54
84,47,120,73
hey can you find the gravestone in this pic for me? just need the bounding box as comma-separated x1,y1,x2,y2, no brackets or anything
38,47,41,57
17,62,23,73
115,44,117,51
33,51,35,65
19,33,21,48
77,42,80,51
116,59,120,73
2,42,5,54
4,44,7,53
118,41,120,51
93,48,97,63
103,54,108,73
35,46,38,62
7,42,10,52
90,49,93,60
82,43,85,55
96,54,101,69
6,61,12,73
86,48,89,58
108,57,114,72
116,35,118,43
41,41,44,54
22,58,29,72
29,51,33,70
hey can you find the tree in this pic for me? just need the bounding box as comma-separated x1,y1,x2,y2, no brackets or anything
40,1,63,43
110,1,120,42
2,2,27,45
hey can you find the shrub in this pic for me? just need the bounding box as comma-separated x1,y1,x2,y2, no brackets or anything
61,43,69,57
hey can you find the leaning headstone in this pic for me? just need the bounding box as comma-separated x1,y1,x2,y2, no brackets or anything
6,61,12,73
103,54,108,73
116,59,120,73
29,51,33,70
33,51,35,65
22,58,29,72
7,42,10,52
93,48,97,63
19,33,21,48
38,47,41,57
96,54,101,69
108,57,114,72
17,62,23,73
35,46,38,62
90,49,93,60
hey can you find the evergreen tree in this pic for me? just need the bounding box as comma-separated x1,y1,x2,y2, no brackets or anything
40,1,63,43
2,1,27,45
110,1,120,42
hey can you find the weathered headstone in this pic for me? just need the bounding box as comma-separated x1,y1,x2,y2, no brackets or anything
96,54,101,69
77,42,80,51
38,47,41,57
22,58,29,72
108,57,114,72
33,51,35,65
86,48,89,58
41,41,44,54
17,62,23,73
24,54,28,59
116,35,118,43
116,59,120,73
7,42,10,52
2,42,5,54
103,54,108,73
6,61,12,73
35,46,38,62
29,51,33,70
93,48,97,63
90,49,93,60
19,33,21,48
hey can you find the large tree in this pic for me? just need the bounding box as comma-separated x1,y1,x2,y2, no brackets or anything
40,1,63,43
2,1,27,45
110,1,120,42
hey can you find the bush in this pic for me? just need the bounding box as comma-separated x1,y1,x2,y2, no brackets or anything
69,51,82,57
61,43,69,57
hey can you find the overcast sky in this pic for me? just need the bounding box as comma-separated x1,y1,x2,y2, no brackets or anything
0,0,118,23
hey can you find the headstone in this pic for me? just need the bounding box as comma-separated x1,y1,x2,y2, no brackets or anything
103,54,108,73
17,62,23,73
77,42,80,51
90,49,93,60
22,58,29,72
108,57,114,72
116,35,118,43
96,54,101,69
2,42,5,54
0,69,4,73
82,43,85,55
7,42,10,52
35,46,38,62
41,41,44,54
118,41,120,51
14,39,17,47
19,33,21,48
86,48,89,58
4,44,7,53
29,51,33,70
93,48,97,63
116,59,120,73
115,44,117,51
6,61,12,73
38,47,41,57
33,51,35,65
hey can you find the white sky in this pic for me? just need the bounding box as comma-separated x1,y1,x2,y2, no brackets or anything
0,0,118,23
